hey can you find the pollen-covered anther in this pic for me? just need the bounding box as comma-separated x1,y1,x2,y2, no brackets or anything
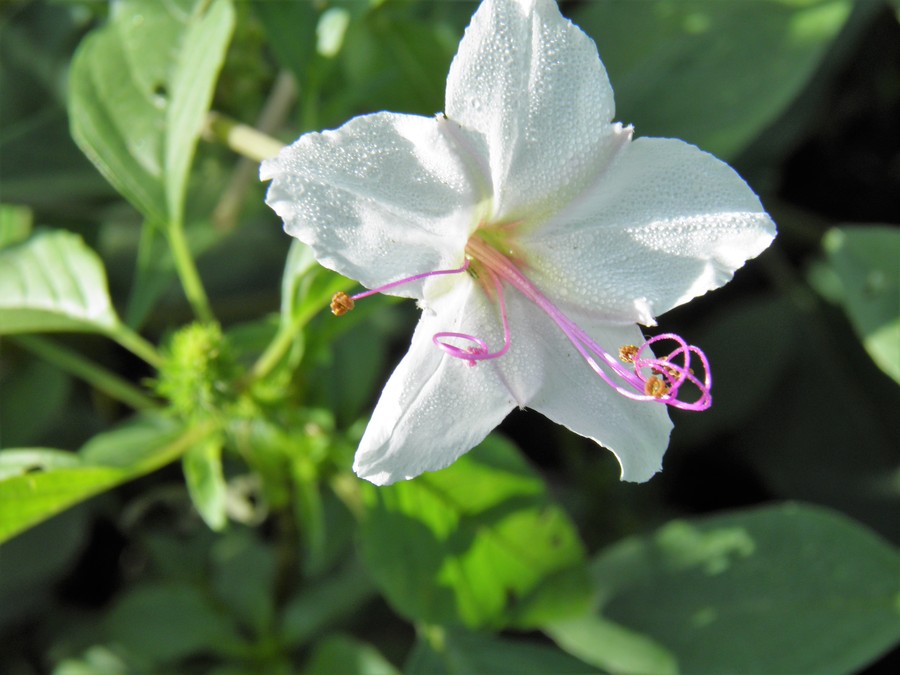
330,291,355,316
618,345,639,363
644,375,670,399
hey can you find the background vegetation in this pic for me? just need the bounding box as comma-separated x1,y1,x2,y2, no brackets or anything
1,1,898,673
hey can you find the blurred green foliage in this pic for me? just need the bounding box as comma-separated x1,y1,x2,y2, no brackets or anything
0,0,898,673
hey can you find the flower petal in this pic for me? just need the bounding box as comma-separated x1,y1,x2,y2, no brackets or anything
353,277,519,485
445,0,617,222
518,306,674,482
522,137,777,325
261,112,478,297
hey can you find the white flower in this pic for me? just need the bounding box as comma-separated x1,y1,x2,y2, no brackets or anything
261,0,776,485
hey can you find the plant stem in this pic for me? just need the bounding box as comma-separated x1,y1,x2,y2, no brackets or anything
166,218,215,324
12,335,159,411
204,111,285,163
247,276,350,384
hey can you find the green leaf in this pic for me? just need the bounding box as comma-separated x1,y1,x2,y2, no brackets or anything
210,529,277,637
815,226,900,384
0,448,81,481
303,634,400,675
545,615,677,675
279,559,378,648
573,0,855,158
405,628,595,675
69,0,235,223
590,503,900,674
358,435,589,629
0,230,119,335
0,204,32,250
0,416,207,544
104,581,244,663
182,435,227,531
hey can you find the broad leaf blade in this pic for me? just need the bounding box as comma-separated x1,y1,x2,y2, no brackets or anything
0,416,200,543
591,503,900,674
164,0,235,220
0,230,119,335
69,0,234,223
358,435,588,630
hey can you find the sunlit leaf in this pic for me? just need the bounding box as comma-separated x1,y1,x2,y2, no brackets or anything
69,0,235,222
0,230,119,335
358,435,589,629
0,416,204,543
573,0,856,158
590,503,900,674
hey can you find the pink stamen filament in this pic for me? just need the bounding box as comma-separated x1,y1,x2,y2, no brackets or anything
350,259,472,301
339,239,711,411
433,267,511,366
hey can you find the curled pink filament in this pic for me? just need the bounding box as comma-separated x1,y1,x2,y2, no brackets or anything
433,268,510,366
333,240,712,411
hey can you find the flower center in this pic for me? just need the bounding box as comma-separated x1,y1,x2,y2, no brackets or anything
331,234,712,411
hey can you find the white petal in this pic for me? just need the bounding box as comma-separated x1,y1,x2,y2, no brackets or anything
261,112,479,297
520,308,674,482
353,277,519,485
445,0,617,222
522,137,777,325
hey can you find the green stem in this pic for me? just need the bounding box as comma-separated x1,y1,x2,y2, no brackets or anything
247,276,350,384
204,111,285,163
12,335,159,411
166,218,214,324
108,323,163,369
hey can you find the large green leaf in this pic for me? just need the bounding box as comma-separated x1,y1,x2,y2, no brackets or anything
405,629,595,675
0,230,119,335
588,503,900,674
103,582,244,663
813,226,900,384
69,0,235,223
358,435,589,629
573,0,855,158
0,416,208,543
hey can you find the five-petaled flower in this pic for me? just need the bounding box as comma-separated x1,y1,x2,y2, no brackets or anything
261,0,776,485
